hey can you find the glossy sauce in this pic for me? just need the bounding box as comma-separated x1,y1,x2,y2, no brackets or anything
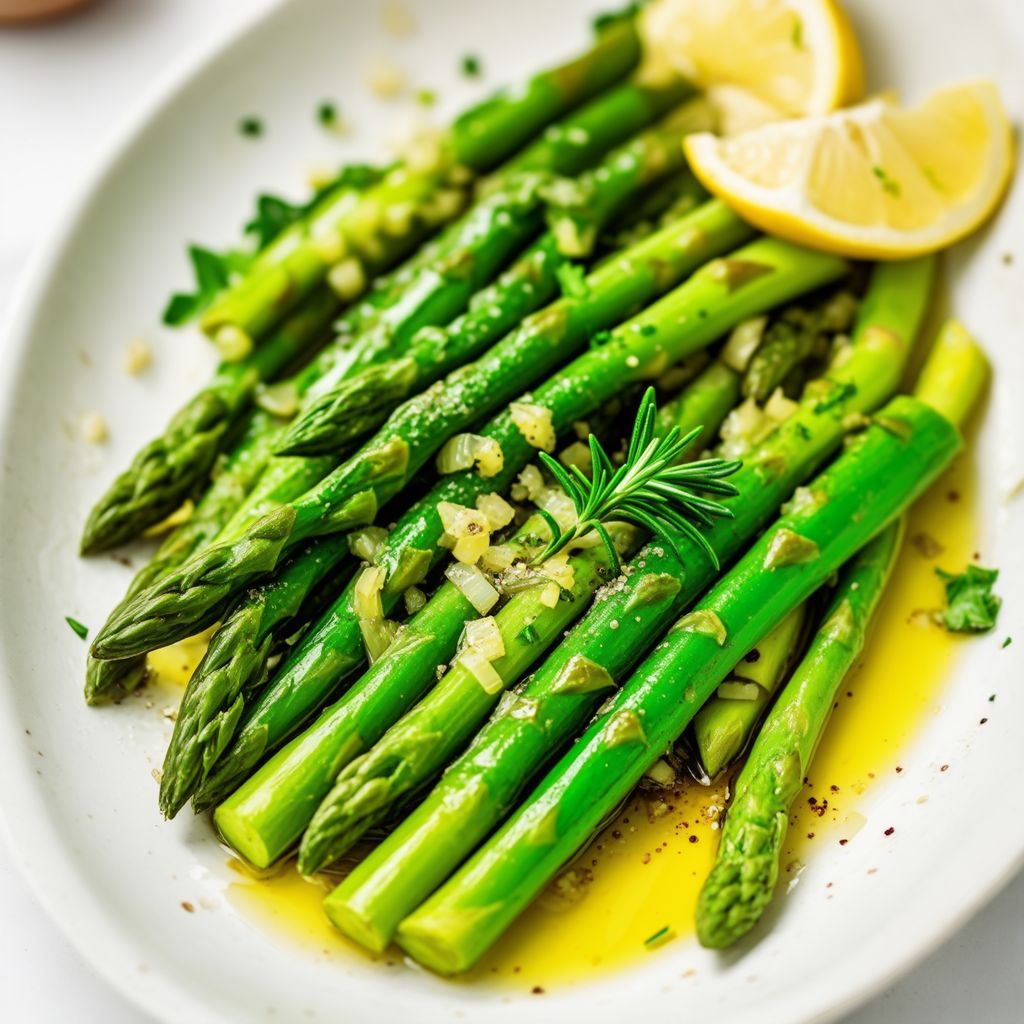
156,453,976,988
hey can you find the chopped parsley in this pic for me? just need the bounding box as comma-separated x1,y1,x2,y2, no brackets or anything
316,101,339,127
238,116,264,138
1002,636,1012,649
813,382,857,414
935,565,1002,633
589,330,613,349
415,88,437,107
518,624,540,645
460,54,482,78
65,616,89,641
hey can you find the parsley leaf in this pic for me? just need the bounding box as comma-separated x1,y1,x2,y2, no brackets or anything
65,616,89,641
936,564,1002,633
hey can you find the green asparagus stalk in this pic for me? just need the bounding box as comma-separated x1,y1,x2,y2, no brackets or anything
696,519,904,949
393,346,985,973
84,411,286,704
315,258,935,950
280,112,707,458
742,291,858,402
542,104,702,257
598,167,708,253
158,533,353,818
80,287,340,554
692,604,807,779
91,202,766,661
294,539,639,874
199,17,644,342
181,234,850,805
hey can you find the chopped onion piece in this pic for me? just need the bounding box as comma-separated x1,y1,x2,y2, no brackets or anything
509,401,556,452
721,315,767,371
540,581,561,608
536,486,578,533
460,648,505,695
540,552,575,591
348,526,389,562
716,680,761,701
403,586,426,615
353,565,386,620
558,441,592,476
511,464,545,503
476,492,515,531
765,387,799,423
256,381,299,418
464,616,505,661
436,433,504,478
445,562,499,614
480,544,517,572
719,396,771,459
645,759,677,788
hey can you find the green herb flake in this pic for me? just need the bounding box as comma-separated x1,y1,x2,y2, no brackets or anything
644,925,675,948
813,381,857,414
65,616,89,641
935,564,1002,633
239,116,264,138
518,624,540,645
317,101,339,127
872,165,902,197
639,323,658,336
1002,636,1012,648
460,54,482,78
415,88,437,107
555,261,590,300
589,329,613,349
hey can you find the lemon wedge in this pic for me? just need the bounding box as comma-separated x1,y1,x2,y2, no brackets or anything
684,81,1014,258
642,0,864,133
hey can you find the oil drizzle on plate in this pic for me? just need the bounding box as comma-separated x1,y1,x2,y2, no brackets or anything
221,453,974,988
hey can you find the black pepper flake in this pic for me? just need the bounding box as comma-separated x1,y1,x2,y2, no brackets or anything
884,827,895,836
839,839,849,846
181,901,195,913
947,489,960,503
940,764,950,772
895,766,903,774
688,835,698,844
980,717,988,725
531,986,545,995
744,649,761,663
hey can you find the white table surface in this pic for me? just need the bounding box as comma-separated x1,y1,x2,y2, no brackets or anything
0,2,1021,1021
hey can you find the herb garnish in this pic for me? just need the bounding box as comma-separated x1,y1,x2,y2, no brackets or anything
239,116,264,138
532,387,741,574
460,54,482,77
936,564,1002,633
65,616,89,641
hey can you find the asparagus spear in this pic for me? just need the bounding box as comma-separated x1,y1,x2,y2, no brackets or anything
199,16,644,342
279,110,707,457
393,341,985,974
315,259,935,950
79,287,340,554
692,604,807,779
84,411,286,704
91,202,768,661
742,291,858,402
157,534,353,818
696,519,905,949
180,234,849,805
542,104,704,257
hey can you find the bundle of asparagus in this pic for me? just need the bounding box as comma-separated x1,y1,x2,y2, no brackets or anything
78,2,1002,981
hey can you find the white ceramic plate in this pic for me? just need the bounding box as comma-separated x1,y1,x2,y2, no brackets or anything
1,1,1022,1021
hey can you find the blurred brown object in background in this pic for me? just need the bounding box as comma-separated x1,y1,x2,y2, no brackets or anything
0,0,91,23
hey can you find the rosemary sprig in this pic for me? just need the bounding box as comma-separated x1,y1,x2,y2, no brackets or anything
532,387,740,575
